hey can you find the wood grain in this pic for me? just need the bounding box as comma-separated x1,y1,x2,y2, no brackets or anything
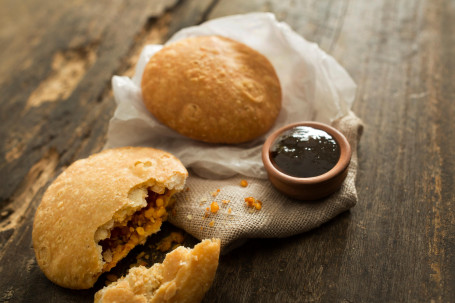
1,0,454,302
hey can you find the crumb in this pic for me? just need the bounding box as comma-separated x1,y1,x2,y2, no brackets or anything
211,189,221,197
245,197,255,207
204,207,210,218
133,251,148,268
156,231,185,252
210,201,219,213
136,227,145,236
228,207,232,214
209,220,215,227
245,197,263,210
187,214,193,220
221,199,230,204
240,180,248,187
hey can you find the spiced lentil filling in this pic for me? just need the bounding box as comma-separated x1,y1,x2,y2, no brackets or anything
99,188,175,272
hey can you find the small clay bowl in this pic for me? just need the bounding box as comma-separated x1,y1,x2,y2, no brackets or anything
262,121,351,200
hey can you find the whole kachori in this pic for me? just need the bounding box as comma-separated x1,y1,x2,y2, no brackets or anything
141,35,282,144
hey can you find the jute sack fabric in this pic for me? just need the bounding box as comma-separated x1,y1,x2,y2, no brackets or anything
168,111,363,251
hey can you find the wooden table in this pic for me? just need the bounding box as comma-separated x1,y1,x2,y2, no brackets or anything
1,0,454,302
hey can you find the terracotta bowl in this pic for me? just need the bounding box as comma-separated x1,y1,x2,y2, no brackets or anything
262,121,352,201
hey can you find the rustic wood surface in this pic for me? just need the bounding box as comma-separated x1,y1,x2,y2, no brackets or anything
1,0,454,302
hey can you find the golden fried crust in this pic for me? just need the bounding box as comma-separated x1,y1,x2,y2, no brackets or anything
95,239,221,303
141,36,282,144
32,147,188,289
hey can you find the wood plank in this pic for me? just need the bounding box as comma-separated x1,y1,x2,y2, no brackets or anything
0,0,176,204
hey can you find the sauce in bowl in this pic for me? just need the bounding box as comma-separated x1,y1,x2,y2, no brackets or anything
262,122,351,200
270,126,340,178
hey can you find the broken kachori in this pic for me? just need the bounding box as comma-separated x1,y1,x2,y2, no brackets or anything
32,147,188,289
94,239,221,303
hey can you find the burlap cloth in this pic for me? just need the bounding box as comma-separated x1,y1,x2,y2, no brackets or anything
168,111,363,251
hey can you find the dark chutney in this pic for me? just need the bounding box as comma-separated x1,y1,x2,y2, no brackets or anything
270,126,340,178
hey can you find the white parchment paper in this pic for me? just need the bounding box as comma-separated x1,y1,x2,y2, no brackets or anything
104,13,356,179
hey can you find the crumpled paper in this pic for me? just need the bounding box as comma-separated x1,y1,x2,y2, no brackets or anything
104,13,362,250
104,12,357,179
